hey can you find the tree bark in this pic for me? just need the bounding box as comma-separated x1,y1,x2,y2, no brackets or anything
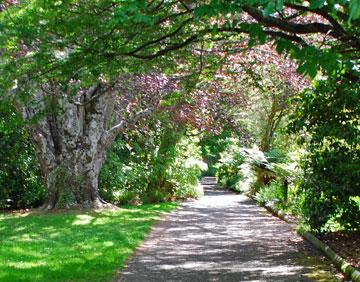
18,82,118,209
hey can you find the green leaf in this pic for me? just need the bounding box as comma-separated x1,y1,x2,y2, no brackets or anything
275,39,298,55
264,1,276,16
276,39,289,54
349,0,360,23
276,0,284,11
309,0,325,9
297,60,318,78
248,24,266,45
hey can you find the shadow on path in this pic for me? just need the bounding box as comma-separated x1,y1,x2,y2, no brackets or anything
116,177,338,282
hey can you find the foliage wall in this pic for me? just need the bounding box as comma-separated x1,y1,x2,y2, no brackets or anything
289,76,360,231
0,105,44,209
99,115,206,205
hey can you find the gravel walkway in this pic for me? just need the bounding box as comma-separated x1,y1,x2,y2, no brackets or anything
116,177,338,282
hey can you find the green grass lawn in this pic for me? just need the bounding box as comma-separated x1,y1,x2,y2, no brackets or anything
0,203,177,282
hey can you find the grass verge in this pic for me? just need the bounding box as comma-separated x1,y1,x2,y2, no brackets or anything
0,203,177,282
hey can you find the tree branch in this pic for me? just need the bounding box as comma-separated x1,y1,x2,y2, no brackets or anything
124,18,193,56
123,34,198,59
243,6,360,50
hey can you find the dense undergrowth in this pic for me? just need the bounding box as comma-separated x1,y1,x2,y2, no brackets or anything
0,105,44,209
99,123,206,205
213,137,360,233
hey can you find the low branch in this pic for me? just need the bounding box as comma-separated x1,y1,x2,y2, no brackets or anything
101,107,157,150
284,3,359,45
243,6,360,50
213,26,307,45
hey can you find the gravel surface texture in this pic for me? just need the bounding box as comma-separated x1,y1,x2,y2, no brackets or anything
116,177,339,282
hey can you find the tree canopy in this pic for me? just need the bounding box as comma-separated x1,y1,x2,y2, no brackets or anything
1,0,359,91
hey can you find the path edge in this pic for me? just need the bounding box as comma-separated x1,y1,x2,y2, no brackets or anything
261,203,360,282
301,231,360,282
112,202,182,282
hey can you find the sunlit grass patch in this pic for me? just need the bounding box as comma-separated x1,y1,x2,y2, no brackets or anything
0,203,177,282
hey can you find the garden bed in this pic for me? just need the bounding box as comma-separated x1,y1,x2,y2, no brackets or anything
319,231,360,269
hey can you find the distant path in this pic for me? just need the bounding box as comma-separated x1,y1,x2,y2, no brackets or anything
116,177,338,282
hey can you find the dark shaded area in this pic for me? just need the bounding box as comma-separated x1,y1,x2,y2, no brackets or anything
319,232,360,268
117,177,338,282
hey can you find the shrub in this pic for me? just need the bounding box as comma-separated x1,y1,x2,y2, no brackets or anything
216,142,275,194
0,105,44,209
216,138,246,191
199,131,233,176
255,180,287,209
99,121,206,205
289,76,360,232
215,138,301,210
265,148,289,163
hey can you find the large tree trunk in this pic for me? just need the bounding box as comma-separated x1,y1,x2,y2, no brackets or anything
19,83,119,209
16,74,172,209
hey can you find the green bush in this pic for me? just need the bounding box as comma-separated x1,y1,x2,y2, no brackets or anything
216,139,246,191
216,141,278,194
170,137,206,199
265,148,289,163
215,138,301,209
0,105,44,209
255,180,287,209
99,120,206,205
289,76,360,232
199,131,233,176
298,175,360,232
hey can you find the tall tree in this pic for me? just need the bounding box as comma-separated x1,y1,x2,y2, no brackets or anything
13,73,175,209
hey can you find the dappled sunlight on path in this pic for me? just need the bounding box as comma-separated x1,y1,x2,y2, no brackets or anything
117,177,338,282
